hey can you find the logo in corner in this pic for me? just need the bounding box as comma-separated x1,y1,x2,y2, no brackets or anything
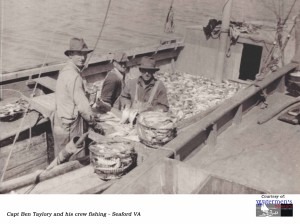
256,197,293,217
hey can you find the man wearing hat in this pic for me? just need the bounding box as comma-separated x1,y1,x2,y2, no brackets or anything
120,56,169,121
92,52,129,112
53,37,104,157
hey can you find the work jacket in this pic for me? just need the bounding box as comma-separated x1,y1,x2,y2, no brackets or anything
53,61,93,156
55,61,94,124
121,77,169,112
101,68,123,106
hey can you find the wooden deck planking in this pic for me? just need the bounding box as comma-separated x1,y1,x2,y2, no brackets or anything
16,165,104,194
0,133,48,181
4,157,48,181
14,143,157,194
185,93,300,193
104,150,172,194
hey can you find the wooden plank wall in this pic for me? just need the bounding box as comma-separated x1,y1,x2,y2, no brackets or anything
176,26,219,78
175,25,279,81
0,133,48,181
224,43,243,80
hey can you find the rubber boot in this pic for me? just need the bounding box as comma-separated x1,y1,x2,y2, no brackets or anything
46,136,85,170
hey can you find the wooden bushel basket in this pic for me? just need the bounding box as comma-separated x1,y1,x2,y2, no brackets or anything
89,142,137,181
136,111,177,148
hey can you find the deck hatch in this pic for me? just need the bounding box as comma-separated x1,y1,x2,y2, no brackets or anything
239,43,263,81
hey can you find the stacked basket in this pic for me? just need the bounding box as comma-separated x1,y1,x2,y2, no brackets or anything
89,141,137,180
136,111,177,148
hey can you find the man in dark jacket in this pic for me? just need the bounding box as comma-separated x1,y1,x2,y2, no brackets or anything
120,56,169,123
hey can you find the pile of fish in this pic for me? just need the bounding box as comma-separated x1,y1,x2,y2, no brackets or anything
136,111,177,147
0,99,28,121
156,72,242,120
89,141,136,180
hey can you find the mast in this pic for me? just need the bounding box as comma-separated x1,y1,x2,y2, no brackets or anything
214,0,233,83
292,14,300,70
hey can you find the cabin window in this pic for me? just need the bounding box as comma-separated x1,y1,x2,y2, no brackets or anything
239,44,263,81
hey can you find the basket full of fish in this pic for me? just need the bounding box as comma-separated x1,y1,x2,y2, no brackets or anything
0,89,28,122
89,141,137,181
136,111,177,147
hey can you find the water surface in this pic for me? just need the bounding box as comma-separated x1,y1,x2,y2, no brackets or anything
1,0,299,73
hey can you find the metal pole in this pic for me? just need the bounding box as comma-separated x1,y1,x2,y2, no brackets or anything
214,0,233,83
292,14,300,70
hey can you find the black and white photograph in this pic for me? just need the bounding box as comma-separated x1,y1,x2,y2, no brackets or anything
0,0,300,223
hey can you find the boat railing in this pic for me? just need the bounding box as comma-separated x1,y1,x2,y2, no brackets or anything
166,62,299,161
1,41,184,84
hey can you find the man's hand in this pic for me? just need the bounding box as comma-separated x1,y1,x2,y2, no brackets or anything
92,123,105,135
93,99,112,113
120,108,130,124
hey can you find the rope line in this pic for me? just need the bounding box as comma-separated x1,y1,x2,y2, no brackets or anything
82,0,112,72
164,0,175,33
283,0,298,25
258,0,299,78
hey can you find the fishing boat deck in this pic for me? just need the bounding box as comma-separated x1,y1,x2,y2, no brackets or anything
14,143,162,194
185,93,300,194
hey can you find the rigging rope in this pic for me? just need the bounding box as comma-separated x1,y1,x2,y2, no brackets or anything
164,0,175,33
283,0,298,25
82,0,112,72
258,0,299,78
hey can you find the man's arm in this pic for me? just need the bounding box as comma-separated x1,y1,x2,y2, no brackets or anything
71,76,95,123
153,82,169,112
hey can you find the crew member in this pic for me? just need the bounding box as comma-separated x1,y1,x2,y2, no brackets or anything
93,53,129,112
52,37,103,156
120,56,169,115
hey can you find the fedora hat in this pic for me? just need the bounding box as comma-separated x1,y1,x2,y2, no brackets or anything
64,37,93,56
114,52,129,63
139,57,159,72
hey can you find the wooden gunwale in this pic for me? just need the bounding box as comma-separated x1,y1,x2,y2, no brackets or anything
165,62,299,160
1,42,184,84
